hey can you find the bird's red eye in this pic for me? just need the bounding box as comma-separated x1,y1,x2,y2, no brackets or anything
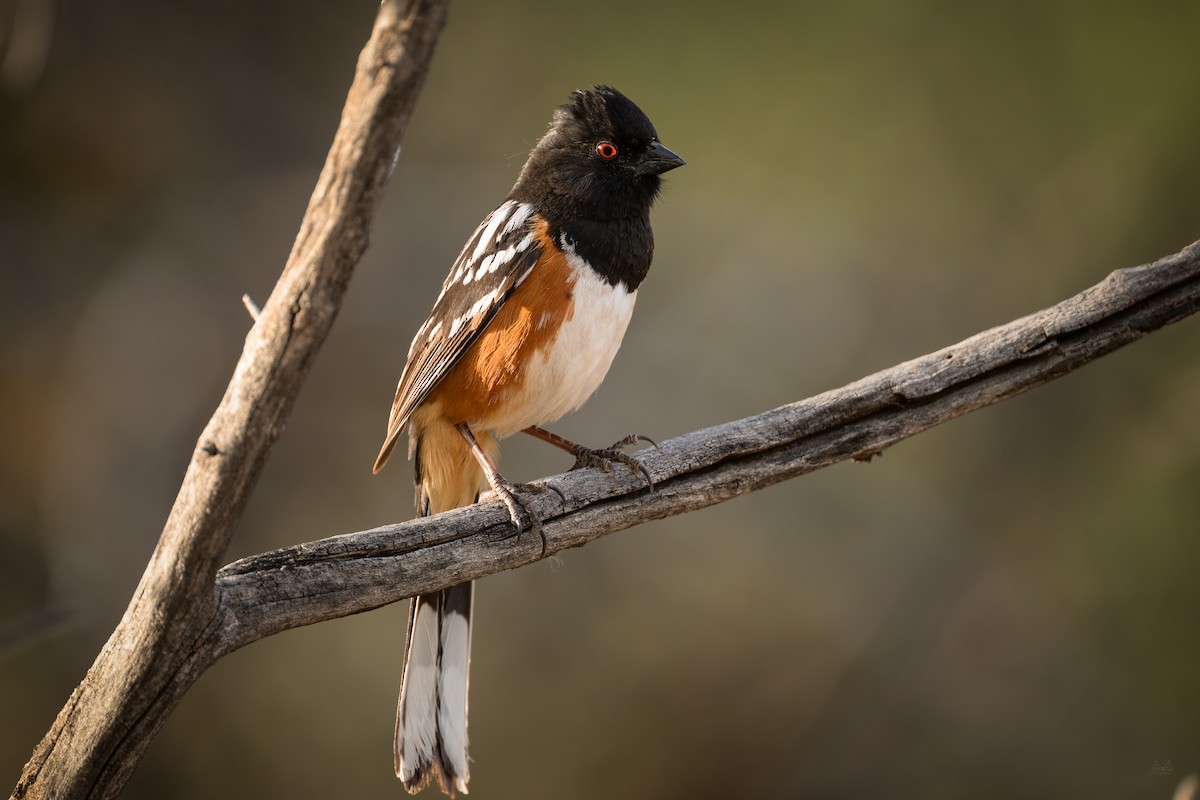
596,141,618,160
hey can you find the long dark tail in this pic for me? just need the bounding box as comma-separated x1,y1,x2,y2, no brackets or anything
395,430,481,796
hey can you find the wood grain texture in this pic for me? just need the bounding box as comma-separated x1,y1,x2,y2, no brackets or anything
214,240,1200,650
10,1,448,798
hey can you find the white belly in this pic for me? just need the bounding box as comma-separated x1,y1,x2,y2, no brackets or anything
485,265,636,438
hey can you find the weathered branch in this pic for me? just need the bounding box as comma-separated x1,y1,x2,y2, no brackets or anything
11,2,449,798
12,1,1200,795
212,239,1200,652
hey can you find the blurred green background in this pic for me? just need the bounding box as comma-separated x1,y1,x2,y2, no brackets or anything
3,0,1200,798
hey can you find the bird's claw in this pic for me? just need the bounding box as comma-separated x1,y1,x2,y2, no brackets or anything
570,433,658,491
483,481,562,557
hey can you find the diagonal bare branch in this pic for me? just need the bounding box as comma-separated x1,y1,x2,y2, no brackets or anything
212,240,1200,652
11,2,449,798
11,0,1200,796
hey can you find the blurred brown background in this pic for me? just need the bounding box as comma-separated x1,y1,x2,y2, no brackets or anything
3,0,1200,798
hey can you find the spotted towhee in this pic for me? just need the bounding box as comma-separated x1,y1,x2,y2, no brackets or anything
373,85,684,796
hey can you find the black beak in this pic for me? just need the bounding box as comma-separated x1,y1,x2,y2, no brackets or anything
635,141,686,176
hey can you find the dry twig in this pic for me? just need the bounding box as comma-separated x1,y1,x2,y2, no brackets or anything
11,1,449,797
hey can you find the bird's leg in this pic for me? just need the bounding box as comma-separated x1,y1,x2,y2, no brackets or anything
522,425,658,491
457,424,555,551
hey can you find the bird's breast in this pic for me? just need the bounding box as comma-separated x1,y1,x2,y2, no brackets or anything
479,255,636,438
421,226,638,439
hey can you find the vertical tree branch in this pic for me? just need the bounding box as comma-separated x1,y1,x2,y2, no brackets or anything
11,1,449,798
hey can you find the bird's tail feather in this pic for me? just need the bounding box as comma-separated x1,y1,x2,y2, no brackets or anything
396,584,473,796
395,425,491,796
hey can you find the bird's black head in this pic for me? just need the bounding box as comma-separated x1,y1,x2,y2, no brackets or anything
511,85,685,223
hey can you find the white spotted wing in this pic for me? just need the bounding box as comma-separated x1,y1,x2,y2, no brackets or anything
375,200,542,469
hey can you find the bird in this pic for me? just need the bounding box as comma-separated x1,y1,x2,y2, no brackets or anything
372,85,684,796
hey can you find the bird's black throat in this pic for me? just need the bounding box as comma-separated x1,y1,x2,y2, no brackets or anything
546,210,654,292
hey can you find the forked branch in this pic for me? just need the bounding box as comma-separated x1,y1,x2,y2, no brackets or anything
10,0,1200,795
11,1,448,798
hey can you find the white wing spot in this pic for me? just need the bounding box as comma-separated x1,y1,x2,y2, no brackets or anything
469,287,501,319
480,240,515,278
502,202,534,236
478,252,497,276
471,201,516,263
435,204,536,304
514,263,536,288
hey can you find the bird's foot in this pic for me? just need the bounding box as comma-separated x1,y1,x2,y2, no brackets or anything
481,480,564,557
570,433,658,491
